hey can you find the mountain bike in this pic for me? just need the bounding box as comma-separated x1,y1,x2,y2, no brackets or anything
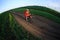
27,16,32,23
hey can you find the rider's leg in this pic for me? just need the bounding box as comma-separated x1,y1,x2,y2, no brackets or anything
30,16,32,18
26,16,28,21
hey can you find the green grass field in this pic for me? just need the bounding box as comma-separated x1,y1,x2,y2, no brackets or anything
0,12,41,40
0,6,60,40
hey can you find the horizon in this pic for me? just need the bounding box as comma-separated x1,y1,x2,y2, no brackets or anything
0,0,60,13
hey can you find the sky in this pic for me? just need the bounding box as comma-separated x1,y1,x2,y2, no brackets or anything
0,0,60,13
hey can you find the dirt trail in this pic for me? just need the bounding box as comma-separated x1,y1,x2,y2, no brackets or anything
13,14,44,38
12,12,60,40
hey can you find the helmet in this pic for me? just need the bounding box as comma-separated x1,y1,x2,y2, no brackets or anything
26,9,29,11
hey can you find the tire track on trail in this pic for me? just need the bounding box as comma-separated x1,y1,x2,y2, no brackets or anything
12,12,60,40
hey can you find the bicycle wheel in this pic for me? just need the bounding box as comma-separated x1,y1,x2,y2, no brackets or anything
27,16,32,23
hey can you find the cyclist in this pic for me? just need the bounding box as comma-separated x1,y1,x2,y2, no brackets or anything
24,9,32,21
